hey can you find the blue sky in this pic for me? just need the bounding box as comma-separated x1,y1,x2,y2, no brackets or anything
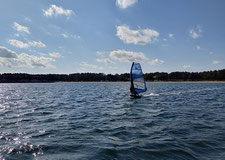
0,0,225,74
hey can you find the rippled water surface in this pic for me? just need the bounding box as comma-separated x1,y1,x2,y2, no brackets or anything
0,82,225,160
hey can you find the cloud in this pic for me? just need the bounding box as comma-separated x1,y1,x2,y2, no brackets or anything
15,53,55,68
212,60,220,65
43,4,74,17
116,0,138,9
0,46,54,69
9,39,29,48
116,25,159,45
196,45,201,50
110,49,148,62
9,39,46,48
149,59,164,65
169,33,174,38
189,25,202,39
80,62,103,70
96,58,113,64
13,22,30,34
96,51,108,57
61,33,69,38
0,46,18,58
109,49,164,66
49,52,62,58
183,65,191,68
61,33,80,39
28,41,46,48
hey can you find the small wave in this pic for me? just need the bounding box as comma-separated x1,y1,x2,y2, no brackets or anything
163,87,221,96
1,143,43,159
143,93,159,97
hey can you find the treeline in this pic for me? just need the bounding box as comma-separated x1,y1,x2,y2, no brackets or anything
0,69,225,83
145,69,225,81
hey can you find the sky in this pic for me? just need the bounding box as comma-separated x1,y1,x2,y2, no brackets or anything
0,0,225,74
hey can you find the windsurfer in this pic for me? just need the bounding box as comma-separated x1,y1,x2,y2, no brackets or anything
130,85,139,96
129,62,146,98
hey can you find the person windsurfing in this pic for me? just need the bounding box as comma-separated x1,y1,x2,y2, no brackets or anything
130,62,147,98
130,84,139,97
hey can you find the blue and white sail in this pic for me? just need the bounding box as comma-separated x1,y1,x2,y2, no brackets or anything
130,62,147,93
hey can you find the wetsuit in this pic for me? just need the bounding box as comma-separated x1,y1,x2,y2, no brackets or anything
130,85,138,96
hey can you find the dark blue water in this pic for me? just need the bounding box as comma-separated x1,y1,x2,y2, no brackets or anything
0,82,225,160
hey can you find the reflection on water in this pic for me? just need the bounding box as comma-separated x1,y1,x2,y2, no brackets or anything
0,82,225,159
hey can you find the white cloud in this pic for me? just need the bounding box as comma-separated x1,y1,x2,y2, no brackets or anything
43,4,74,17
0,46,17,58
15,53,55,68
212,60,220,65
110,49,148,62
13,22,30,34
80,62,103,70
189,25,202,39
116,0,138,9
49,52,62,58
9,39,46,48
0,46,55,69
28,41,46,48
149,59,164,65
116,25,159,45
183,65,191,68
196,45,201,50
61,33,80,39
96,58,113,64
61,33,69,38
96,51,108,57
29,49,46,56
9,39,29,48
169,33,174,38
109,49,164,66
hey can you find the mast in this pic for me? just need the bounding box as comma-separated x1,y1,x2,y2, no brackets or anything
130,62,135,92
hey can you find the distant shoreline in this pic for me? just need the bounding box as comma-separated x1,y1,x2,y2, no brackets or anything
55,81,225,83
1,81,225,84
1,70,225,83
148,81,225,83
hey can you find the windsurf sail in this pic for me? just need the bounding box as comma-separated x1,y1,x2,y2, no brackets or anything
130,62,147,93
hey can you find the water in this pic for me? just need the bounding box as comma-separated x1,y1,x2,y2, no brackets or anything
0,82,225,160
